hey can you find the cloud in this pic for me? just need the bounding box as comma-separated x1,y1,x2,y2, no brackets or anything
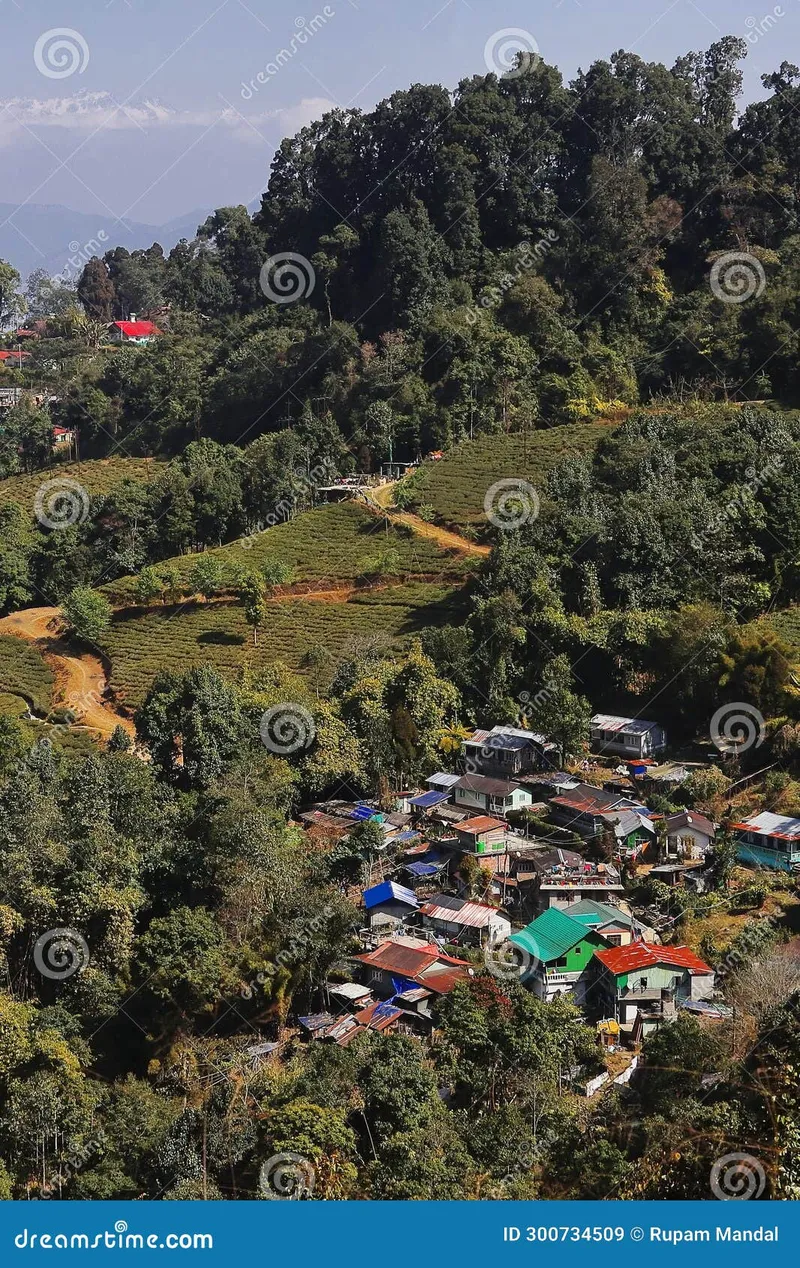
0,90,337,147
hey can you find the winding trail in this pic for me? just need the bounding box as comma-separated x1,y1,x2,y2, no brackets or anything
0,606,136,742
361,487,490,558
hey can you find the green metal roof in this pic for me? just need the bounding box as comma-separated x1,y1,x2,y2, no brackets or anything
563,898,633,927
509,907,594,964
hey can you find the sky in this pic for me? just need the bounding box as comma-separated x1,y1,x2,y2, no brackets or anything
0,0,794,232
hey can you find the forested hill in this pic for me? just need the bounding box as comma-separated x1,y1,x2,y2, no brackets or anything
47,36,800,467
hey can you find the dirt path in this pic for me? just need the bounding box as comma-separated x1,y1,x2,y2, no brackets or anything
387,509,490,557
361,490,490,558
0,607,136,742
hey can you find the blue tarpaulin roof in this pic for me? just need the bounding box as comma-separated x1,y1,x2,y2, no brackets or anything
351,804,380,820
409,789,451,809
394,830,420,843
372,1000,402,1021
363,880,419,910
406,861,442,877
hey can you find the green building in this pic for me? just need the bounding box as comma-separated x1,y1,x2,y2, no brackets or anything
509,908,607,1004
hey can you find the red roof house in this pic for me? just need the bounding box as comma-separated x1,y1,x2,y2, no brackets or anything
353,938,472,997
109,320,162,343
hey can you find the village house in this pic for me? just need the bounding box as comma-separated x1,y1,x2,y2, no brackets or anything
52,425,76,454
731,811,800,872
590,713,667,759
351,936,473,1000
663,810,715,860
592,943,715,1039
416,893,511,948
453,814,508,855
108,319,162,345
560,898,656,947
461,725,557,779
510,907,609,1004
362,880,419,931
452,773,534,818
521,850,626,915
548,782,656,852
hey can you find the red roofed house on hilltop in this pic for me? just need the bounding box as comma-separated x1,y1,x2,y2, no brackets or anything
593,942,715,1040
109,319,162,345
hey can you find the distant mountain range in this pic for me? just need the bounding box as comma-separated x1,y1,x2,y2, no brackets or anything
0,202,213,283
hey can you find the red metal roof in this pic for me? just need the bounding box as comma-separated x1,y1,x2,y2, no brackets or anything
455,815,506,834
354,940,471,993
594,943,712,976
113,320,162,337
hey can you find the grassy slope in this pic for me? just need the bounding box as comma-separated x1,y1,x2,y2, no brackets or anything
0,634,54,715
102,583,466,708
100,499,476,707
104,501,470,603
405,422,618,533
760,608,800,652
0,457,162,512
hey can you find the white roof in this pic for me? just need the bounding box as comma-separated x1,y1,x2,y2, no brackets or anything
742,811,800,840
426,771,461,788
328,982,372,1001
591,713,661,736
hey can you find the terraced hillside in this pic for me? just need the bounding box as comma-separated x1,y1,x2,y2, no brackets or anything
104,501,472,604
0,633,54,715
761,608,800,653
101,582,466,708
403,421,620,533
0,457,162,512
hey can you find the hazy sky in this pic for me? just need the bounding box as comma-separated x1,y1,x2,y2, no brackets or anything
0,0,793,227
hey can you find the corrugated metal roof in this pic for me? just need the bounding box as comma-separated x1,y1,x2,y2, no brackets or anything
591,713,661,736
426,771,461,788
421,895,506,929
510,908,595,963
455,773,522,796
409,789,452,809
594,942,712,976
733,811,800,840
363,880,419,910
455,815,507,834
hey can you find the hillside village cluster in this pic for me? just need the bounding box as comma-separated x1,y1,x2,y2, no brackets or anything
295,713,797,1078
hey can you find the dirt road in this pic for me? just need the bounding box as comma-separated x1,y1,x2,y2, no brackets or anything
361,489,490,558
0,606,136,742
